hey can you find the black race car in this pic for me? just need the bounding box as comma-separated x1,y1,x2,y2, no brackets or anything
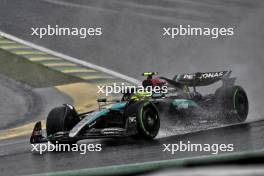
141,71,249,123
30,99,160,144
30,70,248,144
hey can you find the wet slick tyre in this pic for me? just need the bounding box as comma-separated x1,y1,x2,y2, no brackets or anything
216,86,249,123
46,105,80,144
126,101,160,140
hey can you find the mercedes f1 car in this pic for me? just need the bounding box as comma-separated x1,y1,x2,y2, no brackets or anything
30,99,160,144
140,71,249,123
30,70,248,144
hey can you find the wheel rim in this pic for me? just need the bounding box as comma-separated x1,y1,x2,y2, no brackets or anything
142,108,159,133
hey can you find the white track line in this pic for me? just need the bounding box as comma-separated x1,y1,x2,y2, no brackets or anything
0,30,141,85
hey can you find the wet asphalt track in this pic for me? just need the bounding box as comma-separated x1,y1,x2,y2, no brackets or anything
0,0,264,175
0,74,41,130
0,120,264,176
0,0,263,119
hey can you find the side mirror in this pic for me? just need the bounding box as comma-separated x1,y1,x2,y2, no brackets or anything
97,98,107,102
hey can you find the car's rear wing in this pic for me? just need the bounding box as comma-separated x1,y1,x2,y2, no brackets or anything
172,71,235,87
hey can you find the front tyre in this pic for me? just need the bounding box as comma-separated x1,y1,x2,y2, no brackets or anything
46,105,80,144
125,101,160,140
137,102,160,139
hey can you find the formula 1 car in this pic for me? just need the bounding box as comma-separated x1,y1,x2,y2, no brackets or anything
30,70,248,144
140,71,249,123
30,99,160,144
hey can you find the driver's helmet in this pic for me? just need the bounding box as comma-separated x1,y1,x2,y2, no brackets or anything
142,72,166,88
130,91,152,101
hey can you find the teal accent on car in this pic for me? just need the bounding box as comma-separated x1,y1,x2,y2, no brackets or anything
88,102,127,123
47,134,54,140
83,109,110,126
152,93,164,98
110,102,127,110
171,99,199,108
91,109,109,121
175,74,181,81
69,109,110,137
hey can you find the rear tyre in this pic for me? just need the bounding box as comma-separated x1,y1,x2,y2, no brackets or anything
216,86,249,123
46,105,80,144
126,101,160,140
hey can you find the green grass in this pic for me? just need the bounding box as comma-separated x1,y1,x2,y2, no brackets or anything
0,49,82,88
